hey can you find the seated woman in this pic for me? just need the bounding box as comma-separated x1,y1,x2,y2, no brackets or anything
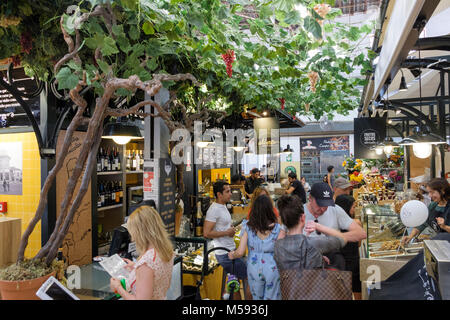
274,195,348,270
402,178,450,244
110,205,174,300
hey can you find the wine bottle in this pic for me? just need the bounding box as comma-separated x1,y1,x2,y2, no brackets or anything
132,150,137,171
195,201,203,237
115,181,120,203
119,181,123,202
100,182,105,207
111,181,116,203
115,148,121,171
126,150,131,171
108,148,113,171
97,184,102,208
135,150,141,171
97,149,102,172
103,148,108,171
139,150,144,171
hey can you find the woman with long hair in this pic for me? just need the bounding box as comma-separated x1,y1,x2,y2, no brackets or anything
110,205,174,300
247,186,280,222
403,178,450,244
229,195,283,300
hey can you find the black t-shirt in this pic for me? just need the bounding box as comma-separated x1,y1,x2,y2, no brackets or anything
290,180,306,203
245,177,263,195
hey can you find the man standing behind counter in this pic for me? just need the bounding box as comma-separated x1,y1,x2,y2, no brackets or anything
203,181,250,299
245,168,264,196
303,182,366,270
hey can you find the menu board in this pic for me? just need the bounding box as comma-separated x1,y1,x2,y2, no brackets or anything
354,117,386,159
159,158,176,236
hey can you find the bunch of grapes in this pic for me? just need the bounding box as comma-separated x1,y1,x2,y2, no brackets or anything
313,4,331,25
20,31,33,54
221,49,235,78
279,98,285,110
0,16,21,28
308,71,319,93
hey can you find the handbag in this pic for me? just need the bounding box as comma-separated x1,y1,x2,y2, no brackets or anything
279,259,353,300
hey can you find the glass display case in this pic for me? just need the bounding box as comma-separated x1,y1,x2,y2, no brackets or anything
362,205,424,259
174,236,218,275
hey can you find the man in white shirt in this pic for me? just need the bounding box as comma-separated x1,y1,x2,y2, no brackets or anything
303,182,366,269
204,181,249,298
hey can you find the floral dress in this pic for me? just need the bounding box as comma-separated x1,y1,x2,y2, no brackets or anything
127,248,173,300
243,221,281,300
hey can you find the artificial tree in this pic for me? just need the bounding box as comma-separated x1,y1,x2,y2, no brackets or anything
0,0,375,279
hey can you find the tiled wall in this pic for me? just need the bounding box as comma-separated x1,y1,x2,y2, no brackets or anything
0,132,41,258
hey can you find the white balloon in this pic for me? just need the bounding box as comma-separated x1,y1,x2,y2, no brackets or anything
400,200,428,227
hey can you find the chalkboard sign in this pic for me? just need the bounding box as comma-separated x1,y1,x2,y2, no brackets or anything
159,158,176,236
354,117,386,159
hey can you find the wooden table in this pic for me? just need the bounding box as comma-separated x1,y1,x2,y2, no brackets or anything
0,217,21,268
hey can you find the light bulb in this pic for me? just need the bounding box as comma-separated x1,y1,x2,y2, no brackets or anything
231,146,245,152
413,143,432,159
111,136,132,145
383,145,394,155
375,147,383,155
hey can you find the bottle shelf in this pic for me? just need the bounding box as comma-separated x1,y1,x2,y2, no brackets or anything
97,171,123,175
97,203,123,212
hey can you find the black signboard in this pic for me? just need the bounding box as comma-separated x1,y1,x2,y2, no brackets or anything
354,117,386,159
159,158,176,236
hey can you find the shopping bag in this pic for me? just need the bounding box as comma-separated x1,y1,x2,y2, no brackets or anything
280,265,352,300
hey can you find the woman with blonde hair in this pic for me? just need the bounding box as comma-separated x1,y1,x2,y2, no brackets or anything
110,205,174,300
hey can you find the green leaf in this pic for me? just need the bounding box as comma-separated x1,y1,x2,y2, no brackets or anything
142,21,155,35
97,60,110,74
146,59,158,71
284,10,301,25
304,16,322,39
129,26,140,41
56,67,79,90
260,6,272,19
66,60,82,71
101,37,119,56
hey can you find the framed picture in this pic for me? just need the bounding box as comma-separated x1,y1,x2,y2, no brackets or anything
0,141,22,195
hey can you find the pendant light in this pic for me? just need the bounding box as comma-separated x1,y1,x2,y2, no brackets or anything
398,42,445,158
398,69,408,92
102,118,143,145
282,126,294,154
382,136,399,155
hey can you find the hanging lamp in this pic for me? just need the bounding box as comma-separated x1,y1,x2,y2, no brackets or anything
102,118,143,145
398,69,408,92
398,42,445,158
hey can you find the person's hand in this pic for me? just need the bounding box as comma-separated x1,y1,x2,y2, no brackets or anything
436,217,445,227
322,256,330,265
110,278,122,293
123,258,135,271
304,221,316,236
226,226,236,237
228,251,235,260
401,235,411,245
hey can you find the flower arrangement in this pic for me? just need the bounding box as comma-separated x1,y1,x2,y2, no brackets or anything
342,155,362,172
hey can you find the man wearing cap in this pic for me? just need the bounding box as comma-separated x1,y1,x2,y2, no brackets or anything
303,182,366,270
333,177,353,200
245,168,264,196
